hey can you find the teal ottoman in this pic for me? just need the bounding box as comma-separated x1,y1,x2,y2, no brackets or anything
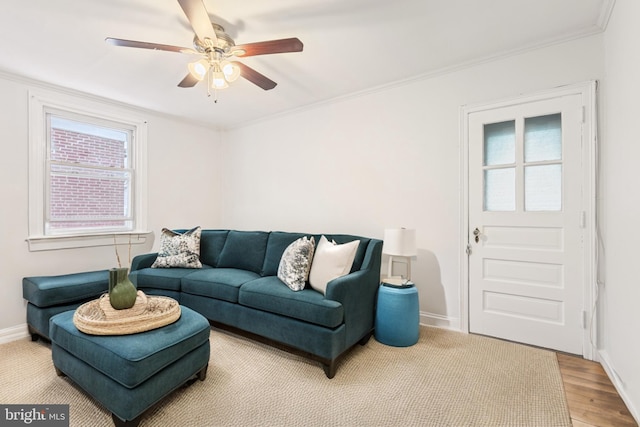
23,270,109,341
50,306,210,427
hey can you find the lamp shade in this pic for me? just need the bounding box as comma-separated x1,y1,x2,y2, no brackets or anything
188,59,209,81
382,228,417,257
220,60,241,82
211,70,229,89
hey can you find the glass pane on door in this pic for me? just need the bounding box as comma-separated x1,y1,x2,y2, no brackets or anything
524,114,561,162
484,168,515,211
525,164,562,211
484,121,515,166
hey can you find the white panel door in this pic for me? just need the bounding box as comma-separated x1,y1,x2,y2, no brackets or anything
468,93,585,354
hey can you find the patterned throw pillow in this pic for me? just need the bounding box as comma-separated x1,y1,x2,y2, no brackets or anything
277,236,316,291
151,226,203,268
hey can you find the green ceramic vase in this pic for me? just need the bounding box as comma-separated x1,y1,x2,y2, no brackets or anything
108,267,137,310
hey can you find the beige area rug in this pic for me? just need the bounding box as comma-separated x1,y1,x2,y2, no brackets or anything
0,326,571,426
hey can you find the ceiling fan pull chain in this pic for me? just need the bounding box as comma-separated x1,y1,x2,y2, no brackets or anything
205,71,218,103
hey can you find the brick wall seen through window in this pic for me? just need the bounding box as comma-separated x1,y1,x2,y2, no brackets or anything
47,116,132,233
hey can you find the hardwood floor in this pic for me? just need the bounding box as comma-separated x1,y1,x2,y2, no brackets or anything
558,353,637,427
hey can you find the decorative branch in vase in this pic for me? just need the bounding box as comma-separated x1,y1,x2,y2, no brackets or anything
109,234,137,310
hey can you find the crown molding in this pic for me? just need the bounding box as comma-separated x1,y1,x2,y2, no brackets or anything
597,0,617,30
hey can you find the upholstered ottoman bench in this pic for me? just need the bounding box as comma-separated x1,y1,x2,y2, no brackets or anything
23,270,109,341
49,306,211,427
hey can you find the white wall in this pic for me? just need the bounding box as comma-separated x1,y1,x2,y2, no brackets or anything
1,15,635,419
222,35,604,329
0,74,223,336
600,0,640,418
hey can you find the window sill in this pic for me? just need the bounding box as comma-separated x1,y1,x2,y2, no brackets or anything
26,231,152,252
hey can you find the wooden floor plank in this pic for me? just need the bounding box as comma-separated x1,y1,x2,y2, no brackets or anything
557,353,637,427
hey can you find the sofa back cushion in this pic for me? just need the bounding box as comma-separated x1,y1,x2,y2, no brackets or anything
263,232,371,277
217,230,269,274
317,235,371,272
262,232,308,277
199,230,230,267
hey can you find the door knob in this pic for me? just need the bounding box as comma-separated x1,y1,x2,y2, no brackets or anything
473,227,481,243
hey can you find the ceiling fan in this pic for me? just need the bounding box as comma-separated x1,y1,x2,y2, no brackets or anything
105,0,303,95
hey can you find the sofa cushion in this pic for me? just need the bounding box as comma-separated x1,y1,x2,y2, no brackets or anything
130,267,207,292
277,236,315,291
238,276,344,328
23,270,108,308
217,230,269,274
151,227,202,269
322,235,371,273
309,236,359,295
262,232,307,276
181,268,261,303
199,230,229,267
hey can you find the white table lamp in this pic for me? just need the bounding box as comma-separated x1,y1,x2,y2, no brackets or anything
382,228,417,281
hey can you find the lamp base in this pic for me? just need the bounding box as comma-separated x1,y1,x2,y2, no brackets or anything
387,255,412,282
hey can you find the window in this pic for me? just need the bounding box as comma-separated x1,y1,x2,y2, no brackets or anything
482,113,563,213
483,120,516,211
523,113,562,211
28,90,148,250
47,114,133,234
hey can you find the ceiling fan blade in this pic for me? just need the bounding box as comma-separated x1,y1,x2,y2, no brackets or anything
231,38,303,57
178,73,201,88
105,37,197,54
177,0,218,46
234,62,277,90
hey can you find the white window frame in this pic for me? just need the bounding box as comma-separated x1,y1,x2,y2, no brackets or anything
27,89,150,251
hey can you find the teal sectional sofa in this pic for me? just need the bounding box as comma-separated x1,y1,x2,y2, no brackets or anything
129,230,383,378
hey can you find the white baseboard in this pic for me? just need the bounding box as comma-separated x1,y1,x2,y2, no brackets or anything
598,349,640,424
0,323,30,345
420,311,461,331
5,314,459,343
3,313,460,343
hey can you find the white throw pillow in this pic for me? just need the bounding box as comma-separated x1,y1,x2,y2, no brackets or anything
277,236,316,291
309,235,359,294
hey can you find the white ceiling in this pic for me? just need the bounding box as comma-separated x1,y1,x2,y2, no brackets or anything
0,0,613,129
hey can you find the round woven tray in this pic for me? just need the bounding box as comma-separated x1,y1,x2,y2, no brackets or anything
73,292,181,336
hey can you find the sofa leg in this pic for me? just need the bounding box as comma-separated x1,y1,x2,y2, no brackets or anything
111,413,141,427
359,331,373,345
323,361,337,379
28,325,40,342
197,364,208,381
54,367,66,377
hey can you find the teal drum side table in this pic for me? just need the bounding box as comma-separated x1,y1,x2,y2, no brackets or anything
374,283,420,347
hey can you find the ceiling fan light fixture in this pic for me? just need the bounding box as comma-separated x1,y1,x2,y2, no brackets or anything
188,59,209,81
220,60,241,82
106,0,304,95
211,70,229,89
